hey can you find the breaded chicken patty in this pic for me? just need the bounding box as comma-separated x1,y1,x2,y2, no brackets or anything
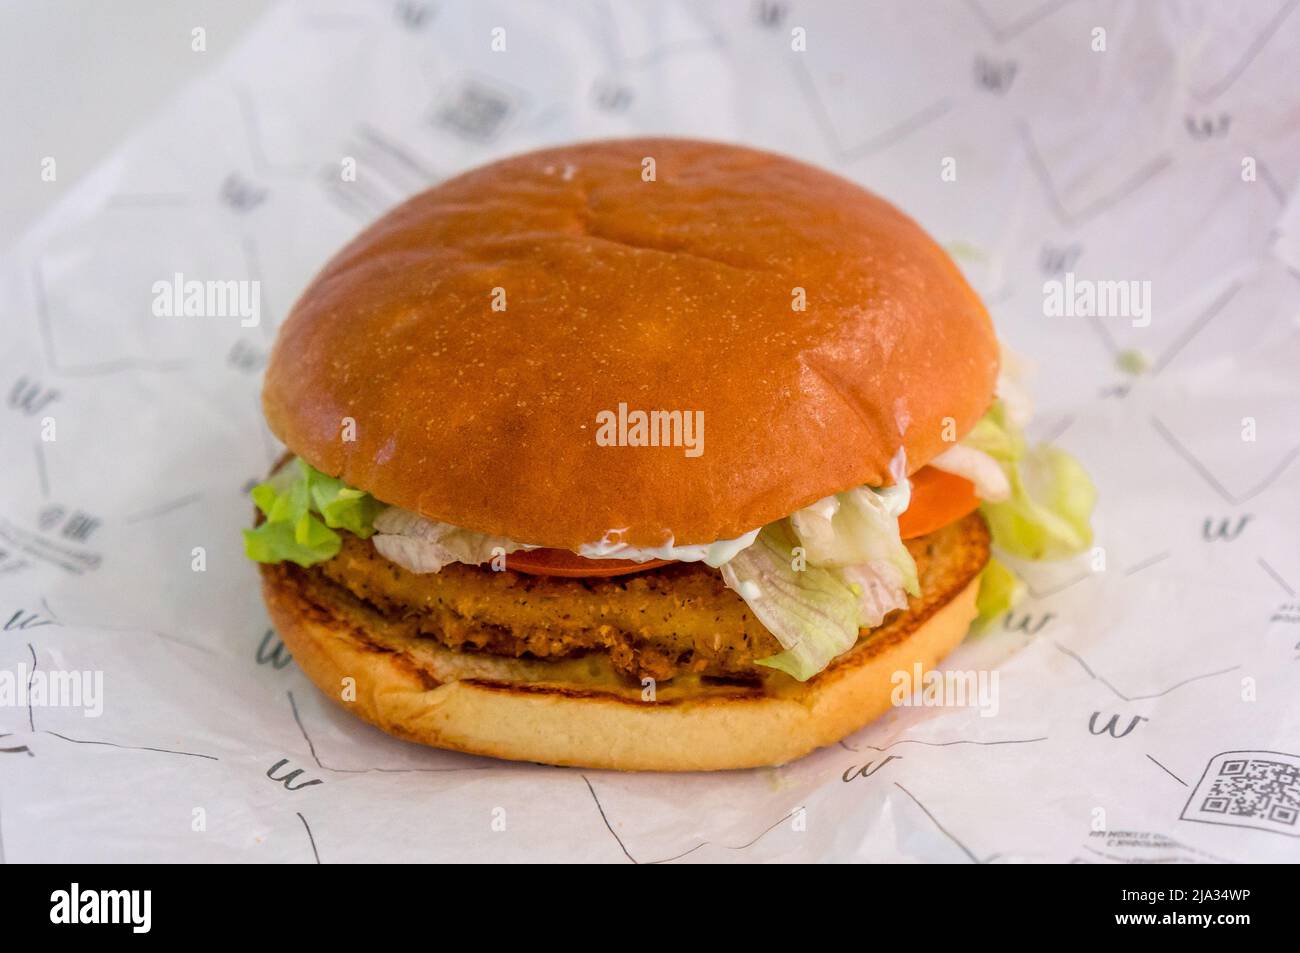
309,512,991,681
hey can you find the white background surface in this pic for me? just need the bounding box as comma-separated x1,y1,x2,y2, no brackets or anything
0,0,265,239
1,0,1299,863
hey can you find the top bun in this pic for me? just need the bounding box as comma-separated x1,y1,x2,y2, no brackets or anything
263,138,998,549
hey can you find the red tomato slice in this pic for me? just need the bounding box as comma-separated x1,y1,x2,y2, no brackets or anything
897,466,980,539
505,548,673,578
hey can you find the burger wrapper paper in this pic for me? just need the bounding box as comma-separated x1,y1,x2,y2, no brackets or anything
2,0,1299,862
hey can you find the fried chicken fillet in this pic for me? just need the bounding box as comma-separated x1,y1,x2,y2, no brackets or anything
290,512,990,684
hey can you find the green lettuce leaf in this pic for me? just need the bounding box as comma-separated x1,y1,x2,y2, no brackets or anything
308,470,384,538
722,485,918,681
371,506,533,574
965,402,1096,561
789,485,919,594
961,401,1025,463
721,523,867,681
980,444,1095,560
973,556,1023,630
243,458,382,567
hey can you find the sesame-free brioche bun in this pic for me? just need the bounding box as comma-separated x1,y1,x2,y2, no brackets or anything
263,138,998,549
261,512,988,772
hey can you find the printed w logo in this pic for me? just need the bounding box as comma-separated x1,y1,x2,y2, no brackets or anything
219,172,268,212
8,377,58,416
1004,612,1054,635
1202,515,1251,542
1088,711,1148,738
1184,113,1230,140
5,609,55,631
841,755,902,783
256,630,293,669
267,759,323,791
1039,243,1082,276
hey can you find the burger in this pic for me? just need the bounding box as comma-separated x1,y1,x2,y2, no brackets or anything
246,138,1094,771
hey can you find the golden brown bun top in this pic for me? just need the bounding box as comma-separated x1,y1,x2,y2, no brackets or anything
263,138,998,548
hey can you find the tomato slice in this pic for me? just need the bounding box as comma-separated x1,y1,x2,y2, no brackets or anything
897,466,980,539
506,548,673,578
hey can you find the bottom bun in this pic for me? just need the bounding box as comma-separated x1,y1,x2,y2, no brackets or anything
261,516,986,771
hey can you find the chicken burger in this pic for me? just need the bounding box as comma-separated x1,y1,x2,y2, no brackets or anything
246,138,1094,771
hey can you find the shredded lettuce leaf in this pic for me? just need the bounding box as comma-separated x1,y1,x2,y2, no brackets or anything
371,506,533,574
722,486,918,681
721,523,868,681
967,403,1095,560
790,485,915,579
961,401,1025,463
982,445,1095,560
243,458,383,567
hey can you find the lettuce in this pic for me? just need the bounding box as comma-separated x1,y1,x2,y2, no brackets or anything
371,506,533,574
965,405,1095,560
722,524,866,680
307,469,385,538
981,444,1095,560
243,458,383,567
929,443,1011,501
973,556,1023,630
790,485,916,582
722,486,918,681
961,401,1025,463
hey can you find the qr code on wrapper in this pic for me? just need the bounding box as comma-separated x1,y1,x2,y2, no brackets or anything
1180,750,1300,837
